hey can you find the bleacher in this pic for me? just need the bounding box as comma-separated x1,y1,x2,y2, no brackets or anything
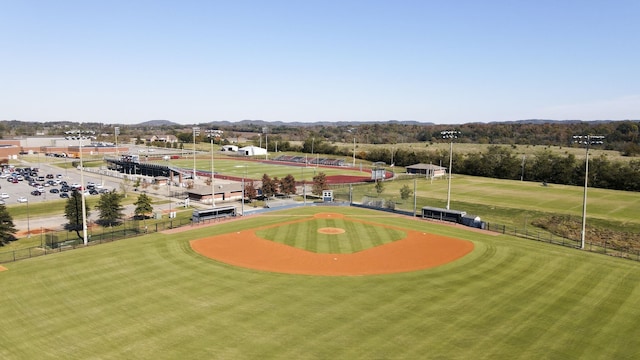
274,155,345,167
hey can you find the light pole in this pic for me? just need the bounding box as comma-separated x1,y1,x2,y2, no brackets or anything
192,127,200,180
441,130,460,210
301,166,306,206
573,135,605,250
235,165,248,216
26,197,30,238
79,131,88,245
114,126,120,157
210,137,216,207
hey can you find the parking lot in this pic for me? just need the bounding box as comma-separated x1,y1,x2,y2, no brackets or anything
1,160,122,206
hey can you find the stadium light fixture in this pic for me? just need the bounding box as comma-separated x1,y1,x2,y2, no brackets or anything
572,135,605,250
441,130,461,210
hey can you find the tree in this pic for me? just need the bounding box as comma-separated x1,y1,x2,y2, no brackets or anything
120,177,131,198
64,190,91,240
134,193,154,219
95,190,125,226
400,184,412,201
312,172,328,196
244,180,257,202
375,180,385,196
280,174,297,197
261,174,278,198
133,178,141,192
0,204,17,245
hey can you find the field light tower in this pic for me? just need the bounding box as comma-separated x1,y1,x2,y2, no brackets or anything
573,135,605,250
441,130,461,210
210,137,216,208
192,127,200,180
79,130,88,245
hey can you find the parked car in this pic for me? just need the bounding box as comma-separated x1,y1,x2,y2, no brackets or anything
17,197,27,203
0,193,9,199
59,193,69,199
49,188,59,193
31,190,42,196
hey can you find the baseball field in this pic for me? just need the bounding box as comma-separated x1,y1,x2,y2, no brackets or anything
1,206,639,359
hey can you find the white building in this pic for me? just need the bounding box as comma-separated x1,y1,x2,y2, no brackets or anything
237,146,267,156
221,145,239,152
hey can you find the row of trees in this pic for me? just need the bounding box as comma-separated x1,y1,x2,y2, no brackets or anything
362,145,640,192
243,172,330,202
64,190,154,240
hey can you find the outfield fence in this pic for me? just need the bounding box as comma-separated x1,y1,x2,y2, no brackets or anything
0,217,192,264
3,195,640,265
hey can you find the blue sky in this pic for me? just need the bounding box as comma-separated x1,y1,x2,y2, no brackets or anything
2,0,639,124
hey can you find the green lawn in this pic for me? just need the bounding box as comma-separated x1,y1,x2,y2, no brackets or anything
334,175,640,230
1,206,639,359
158,156,370,181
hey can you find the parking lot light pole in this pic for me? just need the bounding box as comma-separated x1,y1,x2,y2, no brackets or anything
573,135,605,250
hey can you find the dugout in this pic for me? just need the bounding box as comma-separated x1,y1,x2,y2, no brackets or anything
421,206,466,223
192,205,237,223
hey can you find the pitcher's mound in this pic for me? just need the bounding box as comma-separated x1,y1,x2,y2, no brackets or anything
318,227,345,235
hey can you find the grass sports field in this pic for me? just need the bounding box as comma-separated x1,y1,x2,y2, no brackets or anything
1,206,640,359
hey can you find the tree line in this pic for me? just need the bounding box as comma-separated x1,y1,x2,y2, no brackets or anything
362,145,640,192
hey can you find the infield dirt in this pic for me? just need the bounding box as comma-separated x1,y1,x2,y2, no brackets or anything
191,212,474,276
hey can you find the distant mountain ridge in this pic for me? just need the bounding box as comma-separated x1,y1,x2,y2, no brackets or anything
136,120,181,127
135,119,632,127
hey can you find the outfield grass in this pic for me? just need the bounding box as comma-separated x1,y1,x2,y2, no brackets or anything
1,206,639,359
157,156,370,181
334,175,640,230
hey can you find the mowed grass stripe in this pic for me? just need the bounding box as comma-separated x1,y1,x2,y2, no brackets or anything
2,207,640,359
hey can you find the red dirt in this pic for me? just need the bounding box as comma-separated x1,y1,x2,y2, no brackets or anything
191,212,474,276
0,265,7,272
16,228,53,237
317,227,346,234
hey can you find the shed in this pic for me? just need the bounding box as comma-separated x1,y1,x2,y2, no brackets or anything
406,163,447,178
